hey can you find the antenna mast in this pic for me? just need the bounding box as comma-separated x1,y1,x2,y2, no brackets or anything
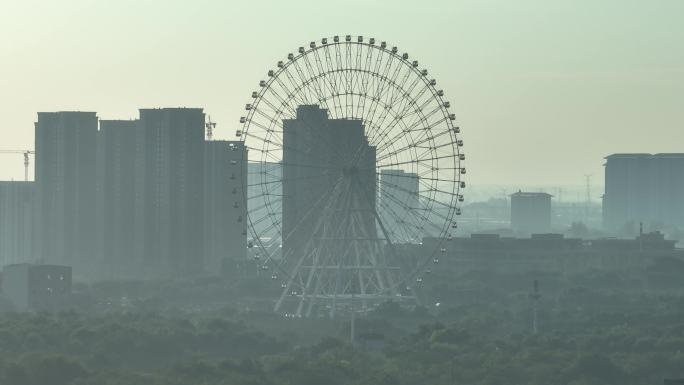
205,115,216,141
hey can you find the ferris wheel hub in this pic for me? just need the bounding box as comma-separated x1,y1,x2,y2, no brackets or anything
239,35,465,318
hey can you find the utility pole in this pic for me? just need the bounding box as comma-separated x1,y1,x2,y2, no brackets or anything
584,174,592,222
530,279,541,334
350,298,356,344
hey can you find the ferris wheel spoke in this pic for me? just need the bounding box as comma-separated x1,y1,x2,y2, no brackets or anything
368,66,420,128
376,196,425,241
299,53,334,113
248,171,335,189
249,198,283,220
248,161,339,174
289,58,320,106
272,71,307,109
366,51,395,123
333,43,347,96
354,173,424,247
244,121,346,167
376,180,451,236
376,154,456,170
304,50,333,110
351,43,365,99
266,79,307,120
367,61,402,126
344,47,356,116
262,81,369,164
279,174,345,245
344,91,424,170
356,44,374,102
242,36,464,313
281,64,313,106
376,132,452,164
321,44,343,118
377,125,452,159
366,89,424,152
369,87,431,148
396,95,442,135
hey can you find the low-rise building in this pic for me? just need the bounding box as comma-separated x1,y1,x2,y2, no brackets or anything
510,191,552,235
1,264,72,311
401,232,682,273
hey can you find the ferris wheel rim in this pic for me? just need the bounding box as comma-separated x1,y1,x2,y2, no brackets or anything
239,35,465,300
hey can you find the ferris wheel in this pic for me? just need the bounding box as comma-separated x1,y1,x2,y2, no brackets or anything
238,35,465,317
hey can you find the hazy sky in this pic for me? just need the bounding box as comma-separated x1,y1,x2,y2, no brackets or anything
1,0,682,186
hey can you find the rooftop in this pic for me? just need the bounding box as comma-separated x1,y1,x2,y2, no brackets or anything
510,191,553,198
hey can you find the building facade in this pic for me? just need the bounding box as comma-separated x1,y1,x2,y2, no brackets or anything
1,263,72,312
98,120,140,278
380,169,420,242
510,191,552,235
282,105,376,261
137,108,205,277
204,140,247,275
0,182,34,267
603,153,684,234
25,108,253,280
34,112,98,275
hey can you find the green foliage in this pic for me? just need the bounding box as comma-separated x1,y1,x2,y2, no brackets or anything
3,264,684,384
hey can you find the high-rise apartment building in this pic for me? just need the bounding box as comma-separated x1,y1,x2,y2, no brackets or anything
34,112,98,275
204,140,247,275
98,120,139,278
137,108,205,277
282,105,376,260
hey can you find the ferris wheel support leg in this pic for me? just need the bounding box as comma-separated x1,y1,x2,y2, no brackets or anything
274,248,310,313
329,262,343,319
275,183,345,315
274,273,296,313
295,247,321,317
305,271,324,317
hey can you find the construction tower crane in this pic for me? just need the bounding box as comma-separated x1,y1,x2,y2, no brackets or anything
0,150,35,181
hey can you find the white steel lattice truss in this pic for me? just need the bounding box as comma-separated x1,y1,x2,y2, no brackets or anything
238,35,465,317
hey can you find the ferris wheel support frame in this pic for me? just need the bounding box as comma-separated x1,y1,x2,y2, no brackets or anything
239,35,465,317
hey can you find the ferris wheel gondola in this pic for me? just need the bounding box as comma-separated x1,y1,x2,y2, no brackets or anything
239,35,465,317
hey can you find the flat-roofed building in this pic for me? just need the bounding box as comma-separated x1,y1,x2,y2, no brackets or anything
34,112,98,276
282,105,376,262
137,108,205,277
510,191,552,235
0,182,34,267
98,120,140,278
1,263,72,312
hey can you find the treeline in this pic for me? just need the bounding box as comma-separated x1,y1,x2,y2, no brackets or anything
2,256,684,384
1,296,684,384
